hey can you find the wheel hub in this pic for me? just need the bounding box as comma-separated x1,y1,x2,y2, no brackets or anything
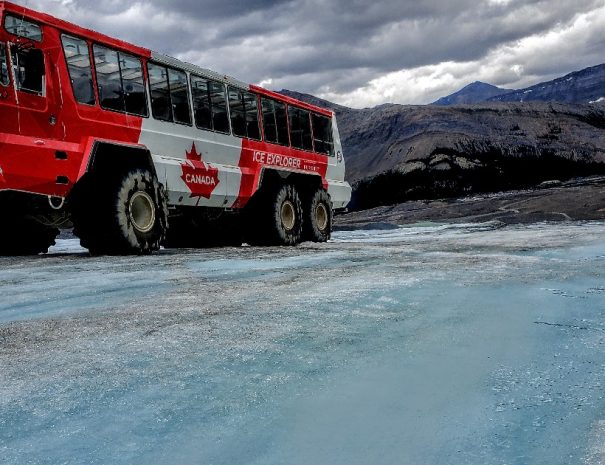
315,203,329,231
129,191,156,233
281,200,296,231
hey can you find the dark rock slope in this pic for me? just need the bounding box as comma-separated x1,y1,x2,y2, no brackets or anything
281,91,605,211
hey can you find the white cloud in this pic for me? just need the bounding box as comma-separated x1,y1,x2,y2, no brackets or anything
322,2,605,107
10,0,605,107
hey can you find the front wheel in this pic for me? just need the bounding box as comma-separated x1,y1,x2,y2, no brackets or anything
71,169,168,255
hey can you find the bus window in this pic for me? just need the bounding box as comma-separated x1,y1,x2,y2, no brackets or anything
261,98,277,143
228,87,245,137
228,87,260,140
191,75,212,130
209,80,229,133
289,107,312,151
11,46,45,95
93,45,147,116
121,54,147,116
93,45,123,112
61,35,95,105
312,114,334,156
191,76,229,133
4,15,42,42
261,98,288,146
148,63,172,121
243,92,260,140
274,100,289,145
0,44,9,86
168,68,191,125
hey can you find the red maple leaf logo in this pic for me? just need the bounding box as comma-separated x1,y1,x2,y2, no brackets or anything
180,143,220,202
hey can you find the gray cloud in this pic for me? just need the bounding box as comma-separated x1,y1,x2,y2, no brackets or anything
13,0,605,106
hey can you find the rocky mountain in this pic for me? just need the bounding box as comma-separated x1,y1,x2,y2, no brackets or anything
433,63,605,106
489,63,605,104
432,81,512,105
281,89,605,211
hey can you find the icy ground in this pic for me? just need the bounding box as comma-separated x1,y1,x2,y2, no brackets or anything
1,222,605,465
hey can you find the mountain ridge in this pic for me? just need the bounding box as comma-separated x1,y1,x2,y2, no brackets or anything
432,63,605,106
432,81,512,105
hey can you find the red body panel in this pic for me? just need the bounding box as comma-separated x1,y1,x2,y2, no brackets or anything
0,1,147,197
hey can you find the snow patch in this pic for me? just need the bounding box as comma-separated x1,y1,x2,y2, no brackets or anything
589,97,605,104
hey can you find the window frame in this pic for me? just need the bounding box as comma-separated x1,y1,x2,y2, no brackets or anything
288,105,314,152
227,85,261,141
261,97,290,147
311,113,335,157
167,67,192,126
60,34,96,107
147,62,193,126
92,43,149,117
10,46,46,96
0,42,10,87
190,74,231,134
4,14,43,42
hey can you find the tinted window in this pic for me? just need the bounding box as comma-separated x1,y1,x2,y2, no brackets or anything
61,35,95,105
312,114,334,156
121,54,147,116
274,101,289,145
4,15,42,42
243,91,260,140
209,80,229,133
261,98,288,145
228,87,245,137
228,87,260,140
289,107,312,151
0,43,9,86
261,98,277,143
93,45,123,111
168,68,191,125
191,76,229,133
148,63,172,121
93,45,147,115
191,75,211,130
11,47,45,95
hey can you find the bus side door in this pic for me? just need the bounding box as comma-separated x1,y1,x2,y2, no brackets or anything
8,30,64,141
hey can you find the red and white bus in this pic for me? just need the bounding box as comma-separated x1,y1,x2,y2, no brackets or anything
0,2,351,255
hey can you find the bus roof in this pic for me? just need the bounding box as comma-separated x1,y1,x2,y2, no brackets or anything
0,1,333,118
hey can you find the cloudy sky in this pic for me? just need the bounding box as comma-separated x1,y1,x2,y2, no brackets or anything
12,0,605,107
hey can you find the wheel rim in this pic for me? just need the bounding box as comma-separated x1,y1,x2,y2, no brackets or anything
129,191,156,233
281,200,296,231
315,203,329,231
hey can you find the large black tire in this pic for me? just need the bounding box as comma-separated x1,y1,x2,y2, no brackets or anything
302,188,332,242
71,169,168,255
245,183,303,246
0,218,58,256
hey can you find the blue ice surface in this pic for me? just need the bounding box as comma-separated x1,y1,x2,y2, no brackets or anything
1,221,605,465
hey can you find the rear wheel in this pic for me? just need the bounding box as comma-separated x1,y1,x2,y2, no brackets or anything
71,169,168,255
0,217,58,256
302,188,332,242
245,183,303,246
